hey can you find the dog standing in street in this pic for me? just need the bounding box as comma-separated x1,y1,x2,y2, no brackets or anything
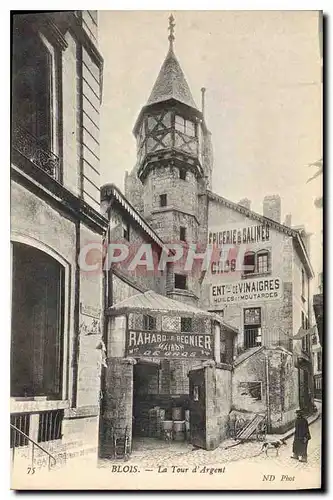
261,438,287,457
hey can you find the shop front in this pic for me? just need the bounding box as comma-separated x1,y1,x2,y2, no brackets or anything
99,290,235,457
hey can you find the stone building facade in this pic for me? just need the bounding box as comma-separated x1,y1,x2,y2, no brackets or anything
10,11,107,468
99,183,237,453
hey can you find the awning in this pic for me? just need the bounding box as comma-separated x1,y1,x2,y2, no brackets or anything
107,289,237,330
293,326,316,340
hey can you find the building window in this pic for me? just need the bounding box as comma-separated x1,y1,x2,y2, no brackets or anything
301,269,306,300
160,194,167,207
175,274,187,290
122,222,130,241
143,315,156,331
317,351,322,372
175,115,196,137
301,311,310,353
179,168,187,180
243,249,271,276
257,250,269,274
181,317,192,332
12,23,58,153
180,226,186,242
11,242,64,399
244,307,261,349
243,251,255,275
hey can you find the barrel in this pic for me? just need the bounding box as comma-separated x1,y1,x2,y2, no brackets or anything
162,420,173,432
172,407,183,421
173,420,185,441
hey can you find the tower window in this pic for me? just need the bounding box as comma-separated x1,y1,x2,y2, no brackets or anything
179,168,187,181
175,274,187,290
181,317,192,333
175,115,196,137
180,226,186,242
160,194,167,207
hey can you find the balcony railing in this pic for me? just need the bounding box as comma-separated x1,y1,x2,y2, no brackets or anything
12,124,60,180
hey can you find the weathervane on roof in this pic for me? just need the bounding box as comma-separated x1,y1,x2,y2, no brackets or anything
168,14,175,48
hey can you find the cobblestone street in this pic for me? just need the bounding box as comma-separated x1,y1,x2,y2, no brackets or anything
98,416,321,471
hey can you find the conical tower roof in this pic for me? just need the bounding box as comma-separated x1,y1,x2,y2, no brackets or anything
147,45,198,110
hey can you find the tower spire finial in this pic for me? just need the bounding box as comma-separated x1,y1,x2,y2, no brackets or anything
168,14,175,48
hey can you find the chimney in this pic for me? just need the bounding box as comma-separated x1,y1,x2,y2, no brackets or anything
284,213,292,227
263,195,281,223
238,198,251,210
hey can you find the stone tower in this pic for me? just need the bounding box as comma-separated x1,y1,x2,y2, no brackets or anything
126,15,213,306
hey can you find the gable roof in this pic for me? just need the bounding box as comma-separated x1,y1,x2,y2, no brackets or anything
147,46,198,110
101,183,168,253
207,190,314,278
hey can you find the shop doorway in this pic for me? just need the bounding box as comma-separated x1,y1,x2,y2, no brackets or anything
132,361,160,437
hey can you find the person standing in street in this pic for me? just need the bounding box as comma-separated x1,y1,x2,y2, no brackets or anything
291,409,311,463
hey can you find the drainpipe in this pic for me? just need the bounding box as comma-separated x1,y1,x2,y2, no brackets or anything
201,87,206,118
265,352,271,432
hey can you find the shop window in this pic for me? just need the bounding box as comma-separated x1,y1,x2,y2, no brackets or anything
244,307,261,349
175,274,187,290
11,242,65,399
181,317,192,332
180,226,186,242
160,194,167,207
143,315,156,331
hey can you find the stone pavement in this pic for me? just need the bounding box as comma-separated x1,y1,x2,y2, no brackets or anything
98,407,322,471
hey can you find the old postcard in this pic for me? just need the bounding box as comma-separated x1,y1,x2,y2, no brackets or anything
10,9,323,490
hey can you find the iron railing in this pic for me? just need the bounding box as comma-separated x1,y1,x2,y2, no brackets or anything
244,328,261,349
10,423,57,471
38,410,64,443
12,124,60,180
10,414,30,448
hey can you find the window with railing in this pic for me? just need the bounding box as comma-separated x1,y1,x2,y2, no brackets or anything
12,17,60,179
244,307,262,349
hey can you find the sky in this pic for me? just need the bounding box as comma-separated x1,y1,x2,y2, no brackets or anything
98,10,323,284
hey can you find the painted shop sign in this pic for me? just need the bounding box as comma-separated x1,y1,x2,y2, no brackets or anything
208,224,270,246
126,330,213,359
211,277,282,305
